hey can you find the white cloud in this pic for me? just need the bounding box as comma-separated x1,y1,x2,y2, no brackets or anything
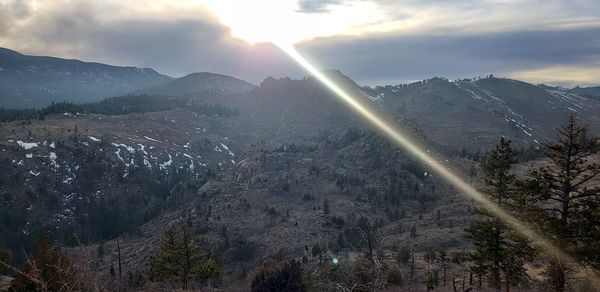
1,0,599,86
509,66,600,87
202,0,387,44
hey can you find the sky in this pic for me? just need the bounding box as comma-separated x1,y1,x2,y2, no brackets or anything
0,0,599,87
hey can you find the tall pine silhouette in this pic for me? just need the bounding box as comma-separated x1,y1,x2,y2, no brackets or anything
516,115,600,291
466,137,535,291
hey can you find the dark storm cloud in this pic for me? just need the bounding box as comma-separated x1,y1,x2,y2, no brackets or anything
3,0,600,86
16,15,600,86
89,19,302,83
298,26,600,85
2,0,301,84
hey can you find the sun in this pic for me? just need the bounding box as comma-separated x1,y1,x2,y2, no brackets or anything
202,0,385,45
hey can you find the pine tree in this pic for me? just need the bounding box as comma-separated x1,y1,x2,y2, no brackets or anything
465,138,535,291
516,115,600,291
396,246,411,266
409,225,417,238
439,250,448,287
311,243,322,258
149,225,221,289
323,198,330,215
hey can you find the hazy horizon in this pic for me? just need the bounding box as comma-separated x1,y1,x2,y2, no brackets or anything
1,0,599,87
2,45,597,90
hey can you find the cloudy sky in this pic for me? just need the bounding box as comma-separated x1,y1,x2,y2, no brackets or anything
1,0,599,87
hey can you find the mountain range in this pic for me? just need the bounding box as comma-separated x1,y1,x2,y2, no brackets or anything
1,47,600,290
0,48,256,108
0,48,172,108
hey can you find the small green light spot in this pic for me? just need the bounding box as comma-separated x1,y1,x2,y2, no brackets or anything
332,258,339,265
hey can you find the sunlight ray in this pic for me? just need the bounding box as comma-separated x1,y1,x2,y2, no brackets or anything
275,40,600,285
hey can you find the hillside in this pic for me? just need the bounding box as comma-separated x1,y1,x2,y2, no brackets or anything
212,71,373,145
2,45,597,153
0,48,173,108
568,85,600,98
136,72,257,97
0,108,241,262
368,77,600,150
2,73,598,251
198,73,600,151
68,128,471,286
1,69,599,290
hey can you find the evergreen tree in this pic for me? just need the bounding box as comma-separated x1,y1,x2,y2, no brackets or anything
323,198,330,215
409,225,417,238
439,250,448,287
465,138,535,291
198,258,223,284
396,246,411,266
516,115,600,291
311,244,322,258
149,225,221,289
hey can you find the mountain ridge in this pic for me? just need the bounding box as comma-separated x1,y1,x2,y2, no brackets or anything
2,48,600,154
0,47,173,108
135,72,257,97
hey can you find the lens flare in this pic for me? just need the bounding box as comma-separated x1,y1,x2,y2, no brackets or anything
204,0,384,44
275,41,600,285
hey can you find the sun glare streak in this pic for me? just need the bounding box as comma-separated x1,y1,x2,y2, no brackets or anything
275,41,600,284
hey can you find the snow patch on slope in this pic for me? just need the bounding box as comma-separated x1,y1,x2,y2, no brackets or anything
17,141,38,150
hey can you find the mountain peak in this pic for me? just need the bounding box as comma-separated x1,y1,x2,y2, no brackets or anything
184,72,227,78
319,69,354,81
0,47,24,58
136,72,257,97
259,76,278,88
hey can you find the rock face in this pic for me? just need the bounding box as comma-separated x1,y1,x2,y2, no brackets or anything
197,181,225,198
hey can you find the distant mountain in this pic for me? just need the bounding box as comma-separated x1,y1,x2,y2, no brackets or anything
368,77,600,150
209,70,374,145
186,72,600,151
136,72,257,97
568,86,600,99
0,47,173,108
